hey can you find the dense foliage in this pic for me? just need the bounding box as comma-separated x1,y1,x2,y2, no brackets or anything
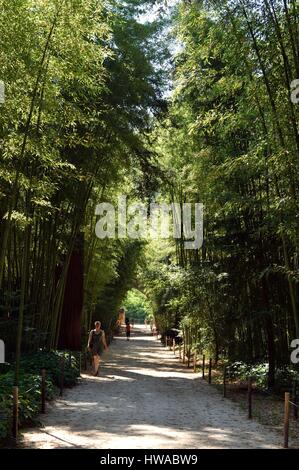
141,0,299,389
122,288,153,323
0,0,168,374
1,1,299,445
0,350,78,442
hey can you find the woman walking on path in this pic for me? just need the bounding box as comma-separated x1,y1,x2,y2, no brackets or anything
87,321,108,376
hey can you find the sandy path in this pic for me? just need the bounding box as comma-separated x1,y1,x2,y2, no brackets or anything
21,325,282,449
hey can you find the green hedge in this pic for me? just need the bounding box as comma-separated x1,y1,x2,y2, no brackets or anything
0,350,80,443
226,361,299,392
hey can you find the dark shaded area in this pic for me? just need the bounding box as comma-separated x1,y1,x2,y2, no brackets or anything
58,236,84,351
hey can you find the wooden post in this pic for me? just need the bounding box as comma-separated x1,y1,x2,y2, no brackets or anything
183,336,186,364
173,338,175,355
284,392,290,449
247,376,252,419
202,354,205,379
193,352,197,373
84,351,88,371
41,368,46,414
12,386,18,439
165,336,168,348
78,352,82,377
179,343,182,361
60,356,65,397
223,366,227,398
292,382,298,420
188,327,192,368
208,358,212,384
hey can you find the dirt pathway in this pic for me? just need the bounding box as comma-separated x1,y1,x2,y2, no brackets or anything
21,325,282,449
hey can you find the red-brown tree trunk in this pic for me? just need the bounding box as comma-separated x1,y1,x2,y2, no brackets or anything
57,234,84,351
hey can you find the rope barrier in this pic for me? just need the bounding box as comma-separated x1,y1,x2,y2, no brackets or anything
23,385,38,394
224,370,299,407
255,387,299,407
206,365,299,414
256,387,286,402
177,339,299,444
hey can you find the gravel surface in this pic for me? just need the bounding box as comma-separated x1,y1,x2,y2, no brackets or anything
21,325,282,449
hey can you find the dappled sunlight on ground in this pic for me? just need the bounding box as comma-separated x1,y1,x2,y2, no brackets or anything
125,368,194,379
21,325,282,449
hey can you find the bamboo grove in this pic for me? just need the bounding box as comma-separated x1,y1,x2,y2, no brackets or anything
140,0,299,389
0,0,168,384
1,0,299,391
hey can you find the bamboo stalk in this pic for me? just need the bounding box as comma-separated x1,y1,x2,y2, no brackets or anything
248,377,253,419
41,369,46,414
208,358,212,384
12,386,18,440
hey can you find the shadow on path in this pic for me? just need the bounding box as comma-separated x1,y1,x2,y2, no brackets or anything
20,325,282,449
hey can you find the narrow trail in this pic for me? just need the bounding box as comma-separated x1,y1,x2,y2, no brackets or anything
21,325,282,449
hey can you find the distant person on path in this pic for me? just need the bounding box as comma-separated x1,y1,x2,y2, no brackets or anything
125,320,131,341
144,318,148,329
87,321,108,376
